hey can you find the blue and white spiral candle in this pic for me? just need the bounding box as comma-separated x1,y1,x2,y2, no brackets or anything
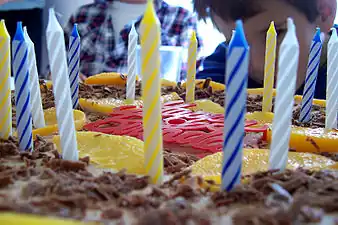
12,22,33,151
222,21,249,191
68,24,80,109
299,28,322,123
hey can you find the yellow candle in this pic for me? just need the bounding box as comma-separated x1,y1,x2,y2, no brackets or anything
0,20,12,139
262,22,277,113
140,0,163,184
186,31,197,103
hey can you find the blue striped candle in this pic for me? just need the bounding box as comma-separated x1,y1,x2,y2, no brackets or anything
299,28,322,122
222,20,249,191
68,24,80,109
12,22,33,151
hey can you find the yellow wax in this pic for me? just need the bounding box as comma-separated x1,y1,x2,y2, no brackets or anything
186,31,197,103
262,22,277,113
140,0,163,185
0,20,12,139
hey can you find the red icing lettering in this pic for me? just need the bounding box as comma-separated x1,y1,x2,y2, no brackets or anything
84,101,268,157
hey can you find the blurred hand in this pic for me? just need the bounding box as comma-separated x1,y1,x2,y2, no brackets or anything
47,72,87,82
79,73,87,82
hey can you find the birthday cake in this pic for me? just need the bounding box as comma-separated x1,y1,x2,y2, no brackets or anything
3,0,338,223
0,136,337,224
36,74,335,159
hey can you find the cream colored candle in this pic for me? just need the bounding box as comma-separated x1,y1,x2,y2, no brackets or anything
140,0,163,184
186,31,197,103
0,20,12,139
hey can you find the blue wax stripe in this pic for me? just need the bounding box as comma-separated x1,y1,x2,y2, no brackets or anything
69,43,80,65
15,71,29,114
73,99,79,109
71,84,79,99
223,106,246,147
301,90,316,114
70,68,79,88
227,50,247,87
309,42,316,53
19,112,32,144
300,93,315,121
222,131,244,177
226,163,242,191
302,90,315,112
303,61,320,97
305,58,320,84
17,89,30,128
307,46,321,69
13,41,23,62
69,58,80,79
14,46,27,84
26,133,33,152
226,77,247,117
69,37,77,52
306,47,321,76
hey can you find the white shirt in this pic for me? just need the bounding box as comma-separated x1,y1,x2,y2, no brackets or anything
109,1,147,42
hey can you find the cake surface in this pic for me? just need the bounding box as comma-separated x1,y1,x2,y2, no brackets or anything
0,137,337,224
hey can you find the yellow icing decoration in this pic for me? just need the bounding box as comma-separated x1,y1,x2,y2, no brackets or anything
79,93,181,115
84,72,139,86
266,127,338,153
245,111,274,124
191,149,337,182
31,108,85,138
0,213,87,225
181,79,225,91
83,72,175,87
193,99,224,114
53,132,145,175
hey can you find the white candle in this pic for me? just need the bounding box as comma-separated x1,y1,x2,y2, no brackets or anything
23,27,45,129
269,18,299,171
127,24,137,102
326,28,338,130
46,8,78,161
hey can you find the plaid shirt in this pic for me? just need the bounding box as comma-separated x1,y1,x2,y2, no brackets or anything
64,0,203,78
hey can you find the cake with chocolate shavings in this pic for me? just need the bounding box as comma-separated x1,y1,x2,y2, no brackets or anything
0,136,337,224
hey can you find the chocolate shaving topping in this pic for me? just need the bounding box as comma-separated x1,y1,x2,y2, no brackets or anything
101,207,123,219
164,150,199,174
0,136,337,224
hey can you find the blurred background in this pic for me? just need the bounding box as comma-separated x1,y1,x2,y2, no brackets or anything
2,0,338,76
40,0,225,76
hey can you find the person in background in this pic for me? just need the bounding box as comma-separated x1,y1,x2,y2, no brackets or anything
195,0,337,99
64,0,203,79
0,0,45,71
